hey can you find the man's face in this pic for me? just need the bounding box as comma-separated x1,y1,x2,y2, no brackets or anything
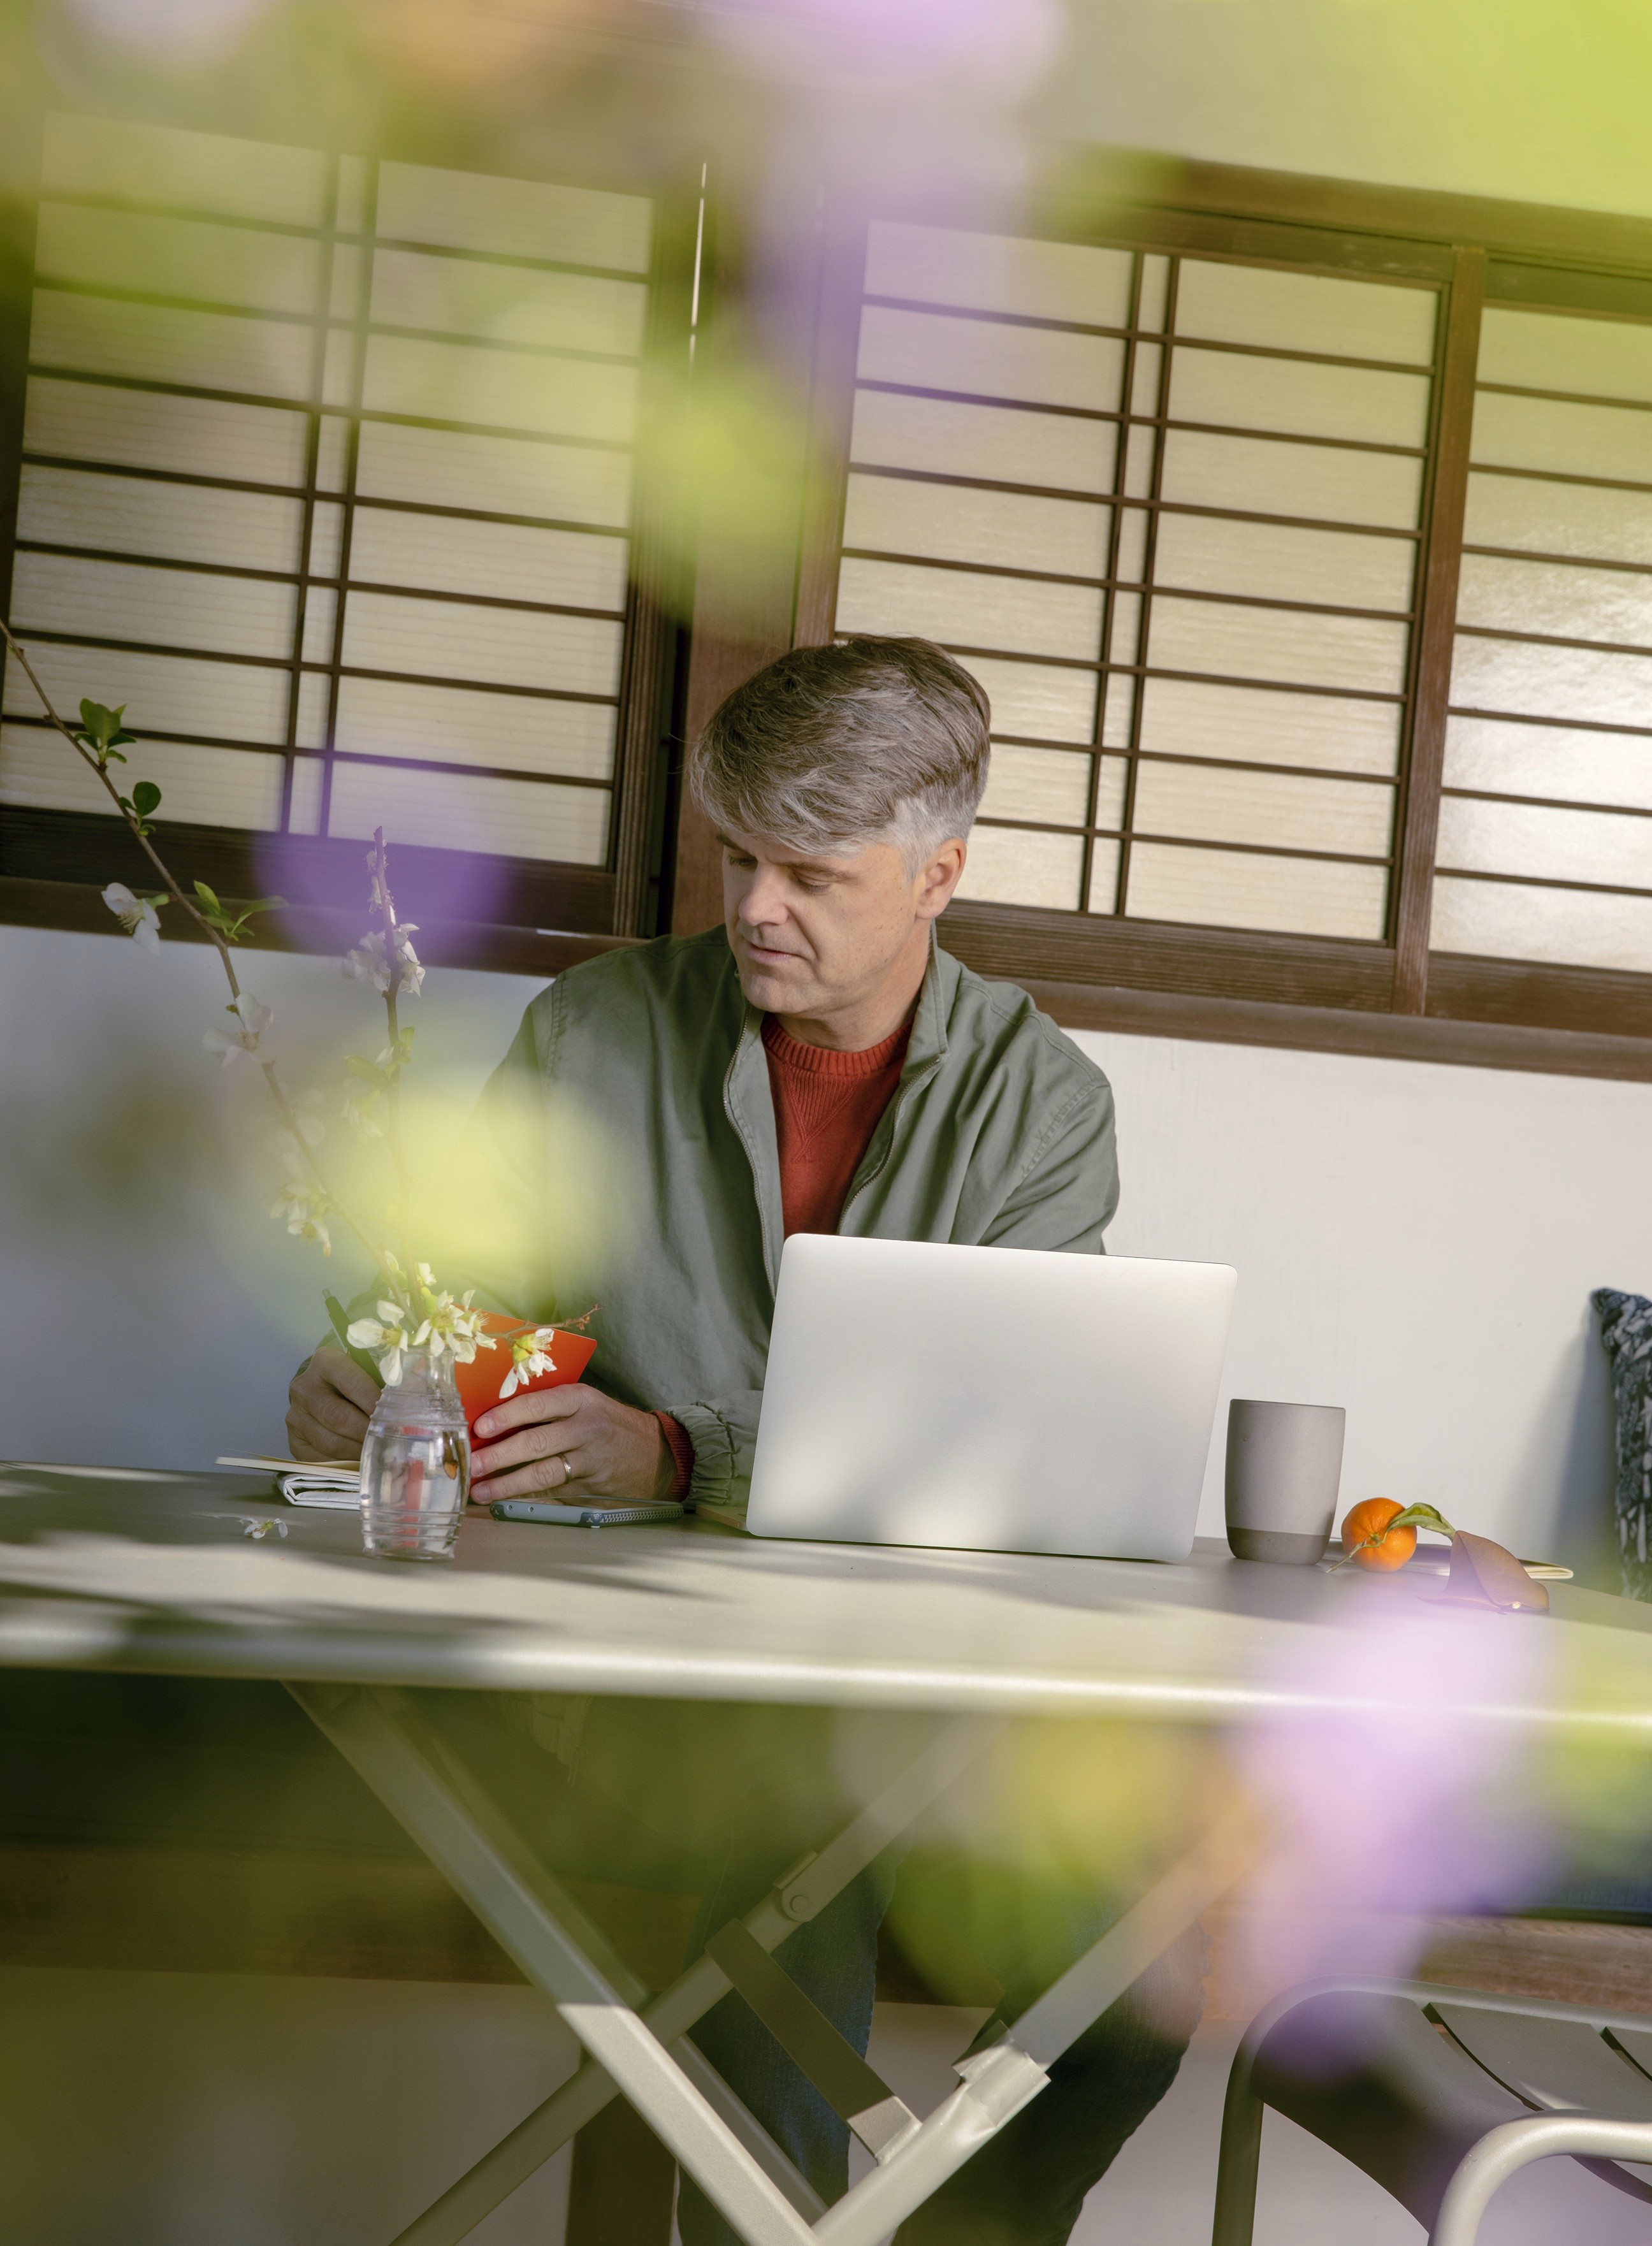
718,823,963,1025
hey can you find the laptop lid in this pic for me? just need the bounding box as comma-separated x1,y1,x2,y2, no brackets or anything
746,1236,1236,1561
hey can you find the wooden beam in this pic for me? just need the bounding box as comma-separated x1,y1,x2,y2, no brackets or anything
993,970,1652,1085
1392,247,1485,1014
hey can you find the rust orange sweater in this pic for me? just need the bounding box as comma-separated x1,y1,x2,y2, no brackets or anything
656,1010,913,1497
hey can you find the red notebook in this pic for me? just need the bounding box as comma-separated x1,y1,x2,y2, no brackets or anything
453,1312,597,1433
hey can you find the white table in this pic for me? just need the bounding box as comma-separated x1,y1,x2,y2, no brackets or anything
1,1462,1648,2246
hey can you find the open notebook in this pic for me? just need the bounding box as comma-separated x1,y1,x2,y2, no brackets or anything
216,1456,359,1510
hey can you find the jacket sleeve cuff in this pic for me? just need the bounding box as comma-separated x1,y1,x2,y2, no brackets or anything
653,1412,696,1502
660,1394,762,1524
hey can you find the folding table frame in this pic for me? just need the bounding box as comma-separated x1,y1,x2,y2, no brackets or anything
289,1680,1256,2246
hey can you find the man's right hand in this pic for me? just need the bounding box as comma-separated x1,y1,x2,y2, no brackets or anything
287,1345,379,1461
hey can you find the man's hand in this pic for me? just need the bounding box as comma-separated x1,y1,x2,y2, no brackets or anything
287,1345,379,1462
471,1385,676,1506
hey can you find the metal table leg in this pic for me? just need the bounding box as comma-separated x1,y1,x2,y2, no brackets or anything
289,1681,1253,2246
289,1683,1001,2245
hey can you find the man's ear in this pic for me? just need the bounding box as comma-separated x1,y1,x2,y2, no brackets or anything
914,837,967,922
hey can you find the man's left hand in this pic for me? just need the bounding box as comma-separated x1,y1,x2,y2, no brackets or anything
470,1384,677,1506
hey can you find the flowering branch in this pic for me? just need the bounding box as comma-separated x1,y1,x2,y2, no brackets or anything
1,618,412,1303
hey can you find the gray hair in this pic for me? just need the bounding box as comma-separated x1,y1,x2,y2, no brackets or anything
688,636,991,871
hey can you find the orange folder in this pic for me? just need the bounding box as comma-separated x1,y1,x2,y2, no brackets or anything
453,1312,597,1433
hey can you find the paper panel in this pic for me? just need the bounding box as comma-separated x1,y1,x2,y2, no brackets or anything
952,653,1097,743
978,743,1092,825
1431,873,1652,971
371,250,647,358
23,376,310,486
300,586,337,664
342,590,623,696
1443,714,1652,811
1087,838,1122,913
1160,428,1424,530
0,641,289,743
1471,389,1652,485
1094,754,1129,826
1170,347,1431,451
1456,552,1652,649
1100,673,1136,748
0,721,284,827
1479,306,1652,406
294,671,331,750
308,501,346,581
1464,470,1652,567
1175,261,1437,367
11,550,296,661
953,822,1083,909
41,113,327,228
1125,839,1388,938
1138,675,1402,776
842,471,1109,577
287,754,324,832
864,222,1133,327
35,202,322,318
362,333,638,442
376,164,651,275
1148,593,1409,696
858,306,1124,413
850,386,1117,495
835,556,1103,661
326,762,611,864
1449,633,1652,727
348,508,628,611
1435,792,1652,888
355,420,632,526
1152,511,1414,612
334,676,616,777
18,463,303,574
31,290,312,400
1133,757,1394,858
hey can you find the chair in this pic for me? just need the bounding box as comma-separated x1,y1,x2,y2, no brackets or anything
1212,1978,1652,2246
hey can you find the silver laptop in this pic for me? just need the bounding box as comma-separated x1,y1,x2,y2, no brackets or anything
746,1235,1236,1561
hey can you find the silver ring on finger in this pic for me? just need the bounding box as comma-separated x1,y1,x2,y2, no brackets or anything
558,1456,574,1489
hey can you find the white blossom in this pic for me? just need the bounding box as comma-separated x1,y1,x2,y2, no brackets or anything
103,881,163,953
341,1087,384,1140
500,1326,558,1400
284,1089,325,1147
205,992,273,1067
270,1167,331,1256
348,1300,411,1384
342,924,424,998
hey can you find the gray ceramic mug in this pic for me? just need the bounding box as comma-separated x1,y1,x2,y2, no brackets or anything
1225,1398,1346,1565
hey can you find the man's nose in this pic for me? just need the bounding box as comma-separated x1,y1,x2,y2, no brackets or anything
737,866,789,925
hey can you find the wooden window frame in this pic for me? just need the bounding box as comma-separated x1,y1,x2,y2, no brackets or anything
675,152,1652,1082
0,110,698,974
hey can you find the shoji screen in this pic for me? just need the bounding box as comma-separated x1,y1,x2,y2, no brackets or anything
1436,302,1652,973
3,115,651,870
832,220,1438,942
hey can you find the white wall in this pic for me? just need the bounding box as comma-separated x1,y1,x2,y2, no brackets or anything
1075,1026,1649,1571
2,921,1644,1571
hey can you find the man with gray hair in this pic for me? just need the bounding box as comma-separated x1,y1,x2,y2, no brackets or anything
286,635,1197,2244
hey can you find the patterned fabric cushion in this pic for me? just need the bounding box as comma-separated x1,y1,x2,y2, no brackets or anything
1595,1287,1652,1600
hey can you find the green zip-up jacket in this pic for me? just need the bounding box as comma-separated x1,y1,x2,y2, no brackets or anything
449,925,1119,1519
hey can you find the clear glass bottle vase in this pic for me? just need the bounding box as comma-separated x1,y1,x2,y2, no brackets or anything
359,1351,470,1561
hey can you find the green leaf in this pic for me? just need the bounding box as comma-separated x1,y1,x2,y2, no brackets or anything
194,880,222,913
131,779,161,818
345,1054,389,1087
323,1289,385,1388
